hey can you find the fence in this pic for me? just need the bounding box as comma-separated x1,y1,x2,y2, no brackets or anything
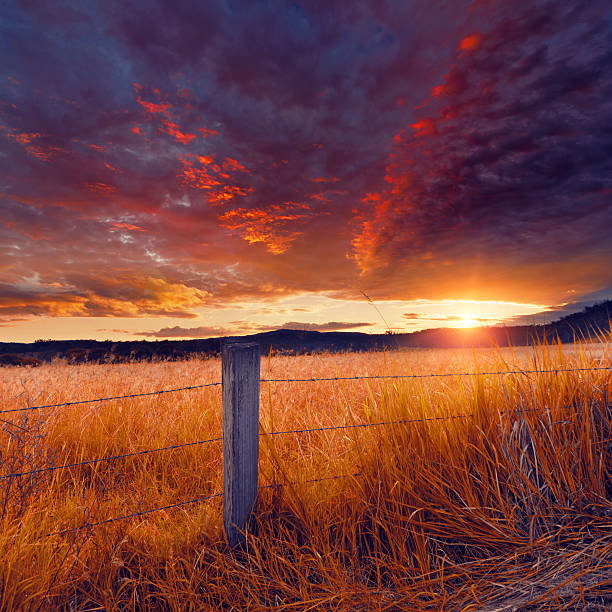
1,341,611,547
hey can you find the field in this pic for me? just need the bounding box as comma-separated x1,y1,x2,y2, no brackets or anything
0,340,611,610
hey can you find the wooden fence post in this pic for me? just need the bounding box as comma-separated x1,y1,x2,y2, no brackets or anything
222,341,260,548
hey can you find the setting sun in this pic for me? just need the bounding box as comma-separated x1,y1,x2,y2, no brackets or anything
457,315,481,328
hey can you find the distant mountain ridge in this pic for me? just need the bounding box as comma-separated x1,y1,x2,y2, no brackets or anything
1,300,610,365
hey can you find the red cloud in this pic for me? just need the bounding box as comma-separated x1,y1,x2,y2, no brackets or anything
199,127,219,138
459,32,482,52
410,118,436,136
136,95,171,115
160,118,196,144
84,182,116,194
179,156,254,204
0,128,66,161
223,157,249,173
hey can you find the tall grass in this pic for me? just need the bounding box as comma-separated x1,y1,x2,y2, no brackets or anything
0,340,610,610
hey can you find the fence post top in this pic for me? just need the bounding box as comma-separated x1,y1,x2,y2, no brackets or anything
222,340,260,353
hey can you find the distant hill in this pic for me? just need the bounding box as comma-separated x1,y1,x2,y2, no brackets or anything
0,300,610,365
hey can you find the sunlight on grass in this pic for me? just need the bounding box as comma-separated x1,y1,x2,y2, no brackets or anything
0,339,610,609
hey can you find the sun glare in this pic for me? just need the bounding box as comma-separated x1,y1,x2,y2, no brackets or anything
457,315,480,328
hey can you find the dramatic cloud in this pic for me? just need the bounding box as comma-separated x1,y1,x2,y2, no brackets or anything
351,0,612,301
0,276,208,318
1,0,610,340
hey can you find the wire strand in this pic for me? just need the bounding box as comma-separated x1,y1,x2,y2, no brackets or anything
46,492,224,538
0,381,222,415
259,404,584,439
259,472,363,490
48,473,363,537
6,394,606,480
1,435,223,481
260,365,612,384
3,366,609,416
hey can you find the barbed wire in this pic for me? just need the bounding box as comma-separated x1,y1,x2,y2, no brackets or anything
5,393,608,482
259,365,612,384
259,472,363,490
0,435,223,481
258,403,604,439
41,426,612,538
1,365,609,417
260,414,468,438
46,492,224,538
46,472,364,538
0,381,222,415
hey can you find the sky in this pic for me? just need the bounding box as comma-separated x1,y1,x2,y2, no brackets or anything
1,0,611,342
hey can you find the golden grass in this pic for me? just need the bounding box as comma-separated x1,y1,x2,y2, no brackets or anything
0,340,610,610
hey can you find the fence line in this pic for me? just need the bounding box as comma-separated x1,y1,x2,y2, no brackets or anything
259,365,612,384
2,351,610,546
2,365,610,485
3,402,595,483
46,492,225,538
258,404,580,440
2,366,610,417
259,472,363,491
42,427,612,539
0,381,222,415
0,435,223,481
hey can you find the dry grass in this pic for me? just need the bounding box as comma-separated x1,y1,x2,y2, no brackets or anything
0,339,610,610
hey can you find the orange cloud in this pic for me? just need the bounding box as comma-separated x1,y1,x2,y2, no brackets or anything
26,145,66,161
219,203,311,254
179,156,254,204
207,185,254,205
0,276,209,319
310,176,340,183
0,128,66,161
14,132,40,144
180,159,222,189
109,222,146,232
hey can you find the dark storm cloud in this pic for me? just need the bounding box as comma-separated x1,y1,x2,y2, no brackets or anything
353,0,612,292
